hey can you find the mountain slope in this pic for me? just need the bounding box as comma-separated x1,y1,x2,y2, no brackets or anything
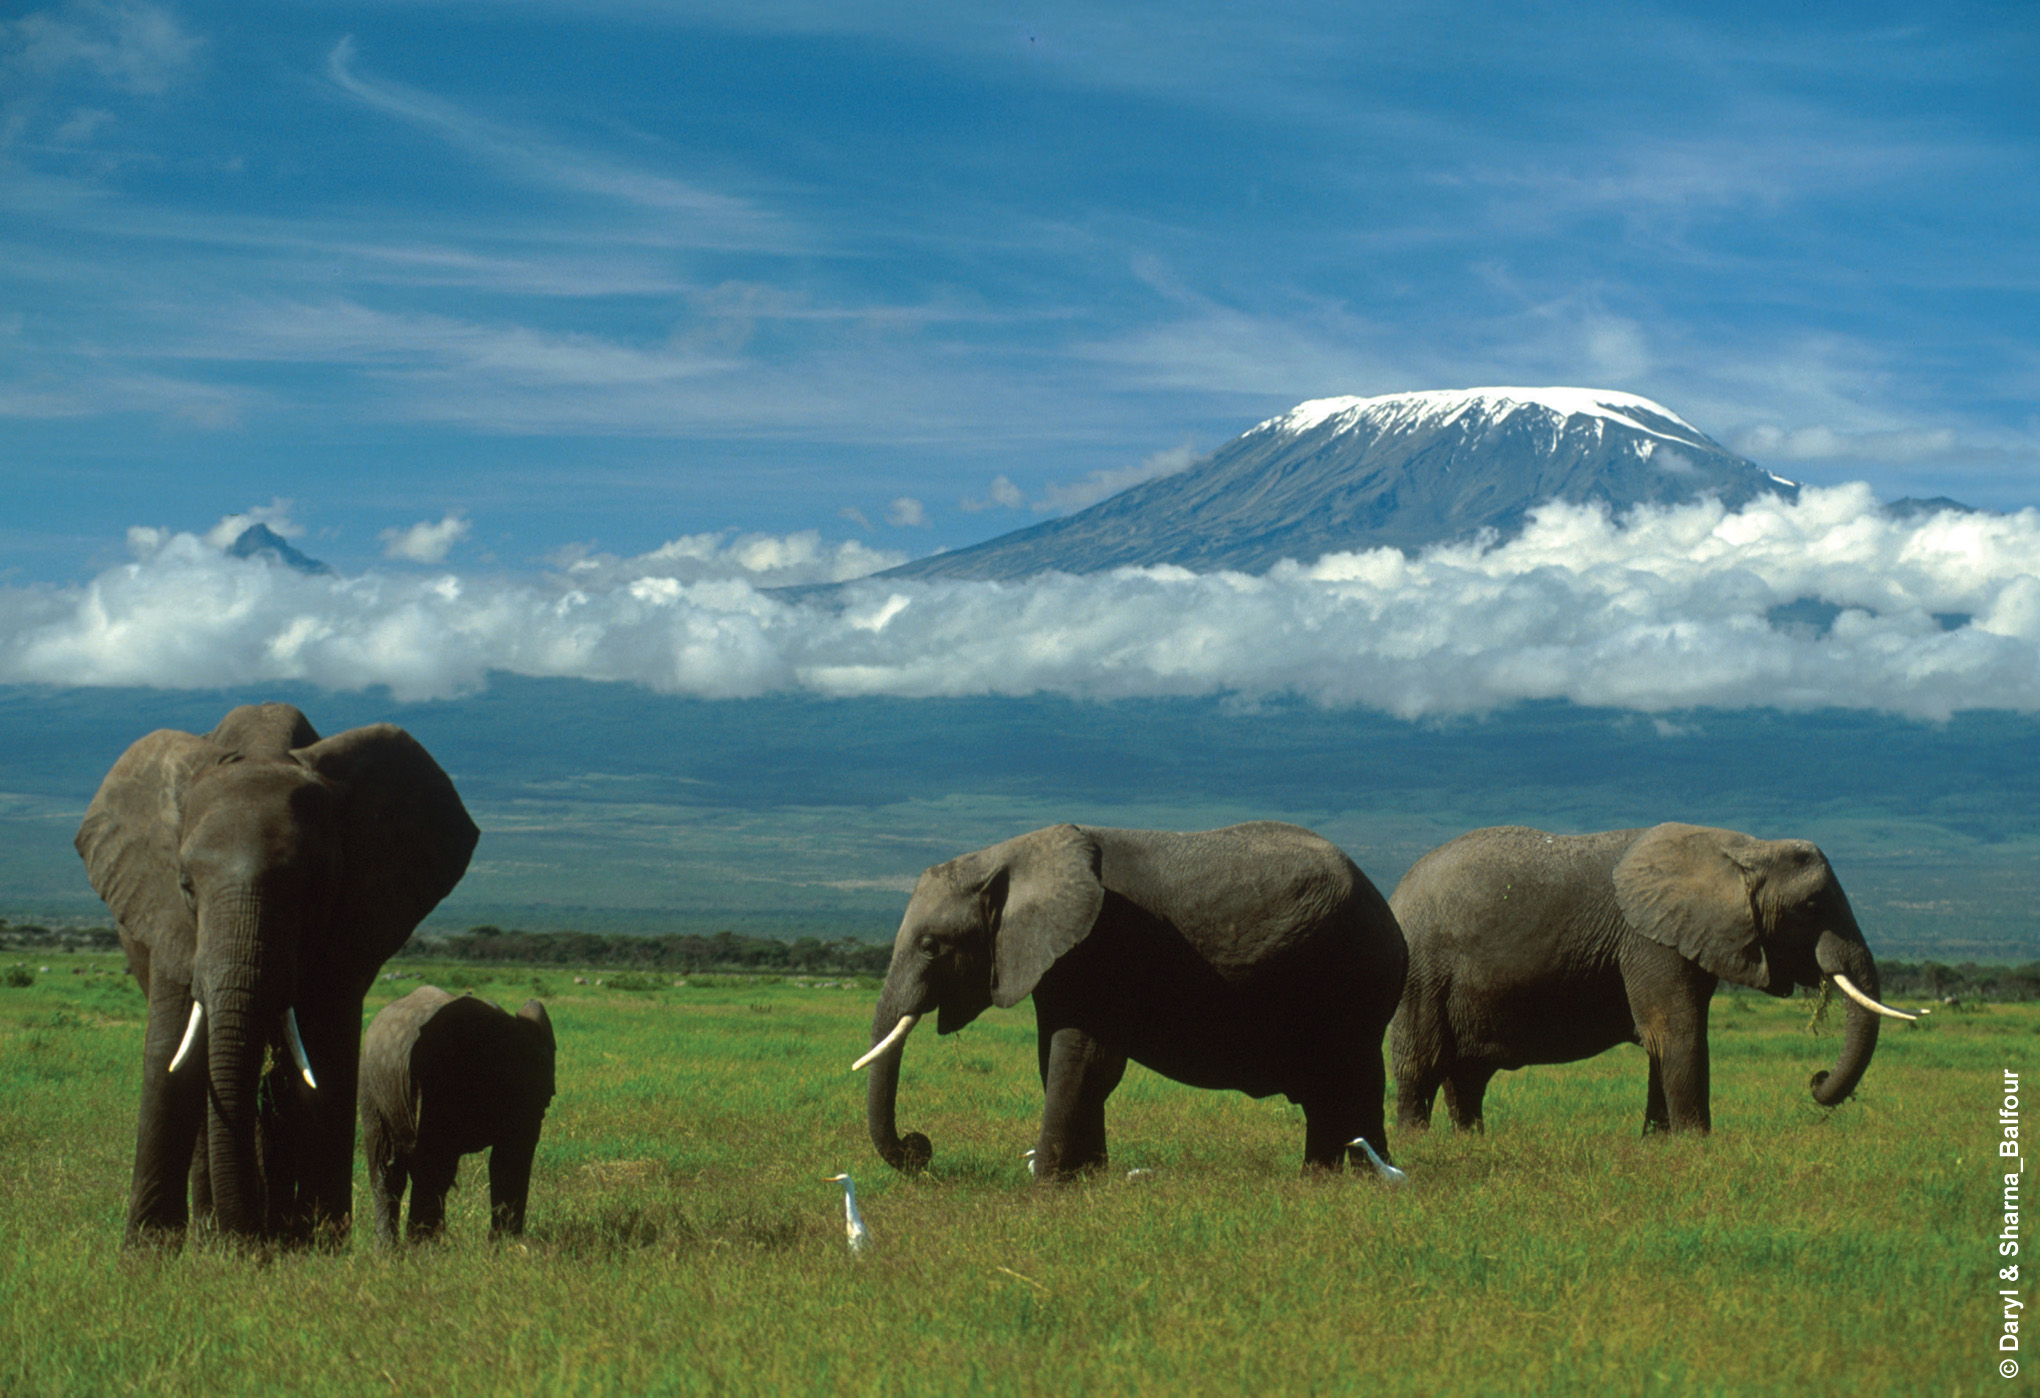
884,387,1795,580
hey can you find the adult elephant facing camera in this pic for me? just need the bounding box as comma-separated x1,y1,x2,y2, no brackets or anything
1390,823,1916,1136
76,704,478,1247
855,822,1408,1180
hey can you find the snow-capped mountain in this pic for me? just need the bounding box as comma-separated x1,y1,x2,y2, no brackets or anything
882,387,1797,580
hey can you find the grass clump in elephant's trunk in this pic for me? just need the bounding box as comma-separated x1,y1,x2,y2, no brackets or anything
860,1009,932,1173
1806,925,1911,1108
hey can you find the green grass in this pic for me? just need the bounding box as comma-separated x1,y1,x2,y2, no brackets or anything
0,954,2020,1395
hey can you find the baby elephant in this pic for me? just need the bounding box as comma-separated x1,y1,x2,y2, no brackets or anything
360,986,557,1243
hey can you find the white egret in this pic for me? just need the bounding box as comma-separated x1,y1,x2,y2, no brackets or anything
824,1173,872,1255
1348,1137,1409,1185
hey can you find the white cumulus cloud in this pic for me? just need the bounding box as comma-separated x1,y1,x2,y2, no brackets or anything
886,497,930,528
202,499,302,549
380,512,471,563
2,489,2037,718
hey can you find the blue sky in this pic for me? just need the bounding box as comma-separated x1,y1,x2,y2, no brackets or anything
5,0,2034,588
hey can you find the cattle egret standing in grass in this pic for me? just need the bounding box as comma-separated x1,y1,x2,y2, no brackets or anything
1349,1137,1408,1185
825,1173,872,1254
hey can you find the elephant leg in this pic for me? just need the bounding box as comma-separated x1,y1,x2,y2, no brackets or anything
1391,1006,1447,1133
258,1054,308,1242
1305,1040,1390,1173
1443,1067,1492,1132
293,995,365,1246
1643,1056,1671,1135
189,1129,213,1231
1034,1025,1125,1180
487,1130,540,1239
1629,968,1715,1135
405,1147,459,1242
370,1154,409,1247
363,1112,405,1246
1658,1016,1712,1134
126,977,206,1247
1394,1067,1442,1133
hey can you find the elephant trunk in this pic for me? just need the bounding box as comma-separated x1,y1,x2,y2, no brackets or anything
203,984,268,1238
862,1003,931,1175
1808,929,1882,1107
199,896,291,1239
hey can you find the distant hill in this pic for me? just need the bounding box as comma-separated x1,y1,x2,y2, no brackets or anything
883,387,1799,580
228,523,331,575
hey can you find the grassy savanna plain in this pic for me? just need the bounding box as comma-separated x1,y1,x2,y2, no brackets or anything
0,953,2018,1396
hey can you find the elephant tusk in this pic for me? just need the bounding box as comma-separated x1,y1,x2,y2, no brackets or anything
167,1000,204,1074
851,1014,920,1072
1831,973,1919,1023
283,1007,318,1088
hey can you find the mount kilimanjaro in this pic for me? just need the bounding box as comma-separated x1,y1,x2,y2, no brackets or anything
881,387,1801,581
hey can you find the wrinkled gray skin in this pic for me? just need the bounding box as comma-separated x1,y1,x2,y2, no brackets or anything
865,822,1408,1180
359,987,557,1243
76,705,478,1247
1390,823,1890,1135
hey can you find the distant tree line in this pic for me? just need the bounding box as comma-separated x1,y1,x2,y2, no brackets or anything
0,917,891,977
1876,960,2040,1005
395,926,894,977
2,917,2031,997
0,921,121,954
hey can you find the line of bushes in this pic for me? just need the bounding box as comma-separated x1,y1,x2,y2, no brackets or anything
396,927,894,977
3,918,2031,998
0,917,892,977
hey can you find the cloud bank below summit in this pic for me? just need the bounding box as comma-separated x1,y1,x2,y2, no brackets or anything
3,487,2036,720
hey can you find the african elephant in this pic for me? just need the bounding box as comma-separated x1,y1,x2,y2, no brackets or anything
76,704,478,1246
855,822,1408,1180
360,987,556,1243
1389,823,1916,1135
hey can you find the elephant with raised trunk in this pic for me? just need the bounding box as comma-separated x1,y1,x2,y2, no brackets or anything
855,822,1408,1180
360,987,556,1243
76,704,478,1247
1389,823,1915,1135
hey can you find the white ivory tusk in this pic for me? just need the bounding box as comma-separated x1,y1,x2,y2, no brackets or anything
1831,973,1919,1022
168,1000,204,1074
851,1014,920,1072
283,1007,318,1088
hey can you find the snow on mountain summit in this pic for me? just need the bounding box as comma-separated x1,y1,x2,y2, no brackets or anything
881,386,1797,582
1266,387,1714,449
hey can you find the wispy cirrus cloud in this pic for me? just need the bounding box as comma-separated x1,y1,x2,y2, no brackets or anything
2,0,202,100
324,36,782,241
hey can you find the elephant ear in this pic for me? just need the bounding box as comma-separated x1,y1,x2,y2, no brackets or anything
988,825,1106,1009
74,728,212,977
300,725,480,984
1612,823,1770,990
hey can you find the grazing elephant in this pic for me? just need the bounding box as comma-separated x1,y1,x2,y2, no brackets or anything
360,987,556,1242
855,822,1408,1180
76,704,478,1246
1389,823,1916,1135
